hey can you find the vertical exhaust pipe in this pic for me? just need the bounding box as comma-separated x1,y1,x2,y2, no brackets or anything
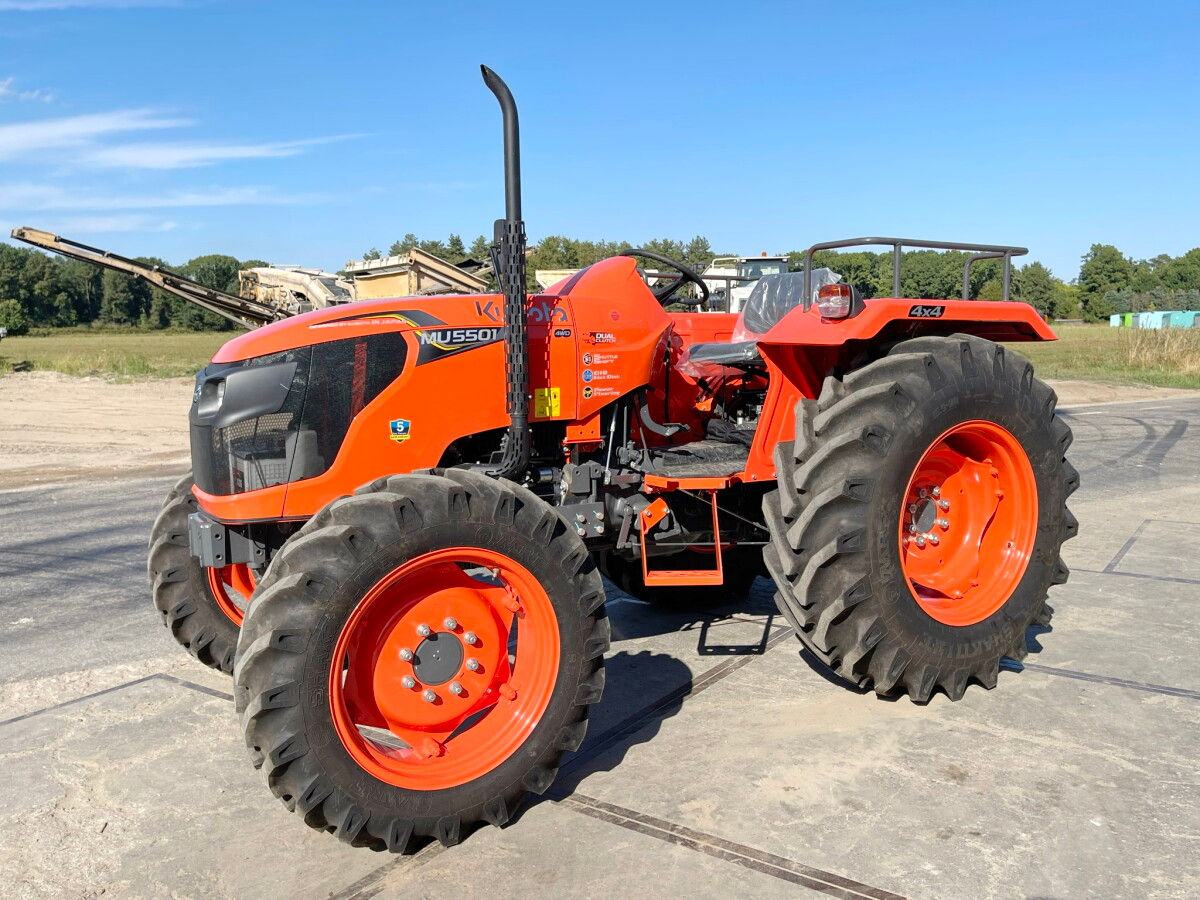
481,65,530,481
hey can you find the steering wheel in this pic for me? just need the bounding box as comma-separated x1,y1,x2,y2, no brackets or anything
620,249,710,307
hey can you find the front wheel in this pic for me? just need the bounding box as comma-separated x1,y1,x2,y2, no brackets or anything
763,335,1078,702
235,469,608,850
147,473,256,673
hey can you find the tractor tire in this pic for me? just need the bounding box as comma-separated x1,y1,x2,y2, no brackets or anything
763,335,1078,702
599,548,764,609
234,469,608,850
147,473,256,674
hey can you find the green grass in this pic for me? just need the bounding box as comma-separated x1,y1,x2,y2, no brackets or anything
2,323,1198,389
0,329,232,379
1011,323,1200,389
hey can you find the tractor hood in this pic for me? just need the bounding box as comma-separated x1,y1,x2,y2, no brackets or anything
212,293,503,363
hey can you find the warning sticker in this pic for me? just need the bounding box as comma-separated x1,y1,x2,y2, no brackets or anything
533,387,561,418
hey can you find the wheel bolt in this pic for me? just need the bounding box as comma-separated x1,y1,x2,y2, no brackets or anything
399,647,413,661
401,675,416,689
938,499,950,510
929,535,940,546
931,486,940,497
915,535,926,548
416,623,431,637
422,689,437,703
443,616,458,630
908,504,917,514
918,488,928,499
908,524,918,534
464,632,478,645
937,517,950,529
466,658,481,672
449,681,464,696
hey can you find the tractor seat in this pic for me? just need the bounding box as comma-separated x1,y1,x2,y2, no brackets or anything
683,269,840,369
686,340,762,366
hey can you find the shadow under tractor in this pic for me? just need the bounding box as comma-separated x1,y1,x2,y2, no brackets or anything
146,66,1077,852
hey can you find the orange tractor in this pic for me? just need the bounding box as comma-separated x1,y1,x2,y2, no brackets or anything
148,66,1076,851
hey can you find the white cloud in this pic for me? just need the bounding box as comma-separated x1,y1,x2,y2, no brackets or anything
82,134,363,169
0,108,188,160
0,1,180,10
0,77,54,103
0,182,321,210
39,214,177,233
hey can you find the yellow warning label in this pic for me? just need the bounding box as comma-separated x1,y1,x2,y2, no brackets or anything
533,387,561,418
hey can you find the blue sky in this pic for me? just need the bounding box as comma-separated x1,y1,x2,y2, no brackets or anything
0,0,1197,280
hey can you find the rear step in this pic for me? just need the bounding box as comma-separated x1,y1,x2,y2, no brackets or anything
639,495,724,586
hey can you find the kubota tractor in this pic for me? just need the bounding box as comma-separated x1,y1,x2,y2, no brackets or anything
147,66,1076,851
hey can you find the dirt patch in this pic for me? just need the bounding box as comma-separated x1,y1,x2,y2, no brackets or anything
1,372,1198,489
1049,379,1200,407
0,372,192,490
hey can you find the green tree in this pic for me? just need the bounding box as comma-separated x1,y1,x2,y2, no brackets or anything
1016,262,1058,318
99,270,147,325
1078,244,1132,321
0,298,29,335
183,254,241,293
363,247,382,261
468,235,490,259
445,234,466,262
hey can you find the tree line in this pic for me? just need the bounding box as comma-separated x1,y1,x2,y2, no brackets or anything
0,244,266,335
2,232,1197,335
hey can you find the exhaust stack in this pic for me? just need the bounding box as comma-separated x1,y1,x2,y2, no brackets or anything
481,65,530,482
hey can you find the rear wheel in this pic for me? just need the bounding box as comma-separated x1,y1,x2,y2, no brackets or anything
235,469,608,850
763,335,1078,702
148,473,255,673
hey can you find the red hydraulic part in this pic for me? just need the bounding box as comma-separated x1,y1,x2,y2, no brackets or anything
327,547,560,790
898,420,1037,626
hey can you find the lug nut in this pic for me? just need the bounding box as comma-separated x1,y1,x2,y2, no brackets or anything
443,616,458,630
929,535,940,546
576,526,587,536
908,503,917,514
931,486,940,497
575,513,586,523
416,623,431,637
466,658,480,672
464,632,478,646
937,517,950,529
401,675,416,689
915,535,926,548
449,681,464,696
918,488,928,499
422,689,437,703
908,524,918,534
399,648,413,661
938,499,949,510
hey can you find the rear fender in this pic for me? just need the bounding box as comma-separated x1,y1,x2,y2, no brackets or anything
741,299,1056,480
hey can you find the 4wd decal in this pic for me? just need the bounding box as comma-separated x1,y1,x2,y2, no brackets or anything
909,304,945,318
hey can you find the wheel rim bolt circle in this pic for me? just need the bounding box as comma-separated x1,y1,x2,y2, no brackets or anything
416,623,431,637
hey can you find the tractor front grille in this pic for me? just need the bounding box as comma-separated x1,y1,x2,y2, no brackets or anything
190,332,408,497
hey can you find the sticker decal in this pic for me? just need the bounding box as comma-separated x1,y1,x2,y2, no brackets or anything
553,328,572,338
582,369,594,383
909,304,945,318
582,385,593,399
533,387,561,418
388,419,412,442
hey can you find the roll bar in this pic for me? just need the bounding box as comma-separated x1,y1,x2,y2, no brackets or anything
801,237,1029,310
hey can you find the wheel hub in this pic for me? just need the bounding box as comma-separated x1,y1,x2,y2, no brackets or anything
412,632,463,685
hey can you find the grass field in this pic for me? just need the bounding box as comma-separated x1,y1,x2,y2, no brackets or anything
1,323,1199,388
1012,323,1200,389
0,329,232,379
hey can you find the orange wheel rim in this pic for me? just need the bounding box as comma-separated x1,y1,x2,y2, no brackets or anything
206,563,256,626
898,420,1037,626
328,548,560,791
